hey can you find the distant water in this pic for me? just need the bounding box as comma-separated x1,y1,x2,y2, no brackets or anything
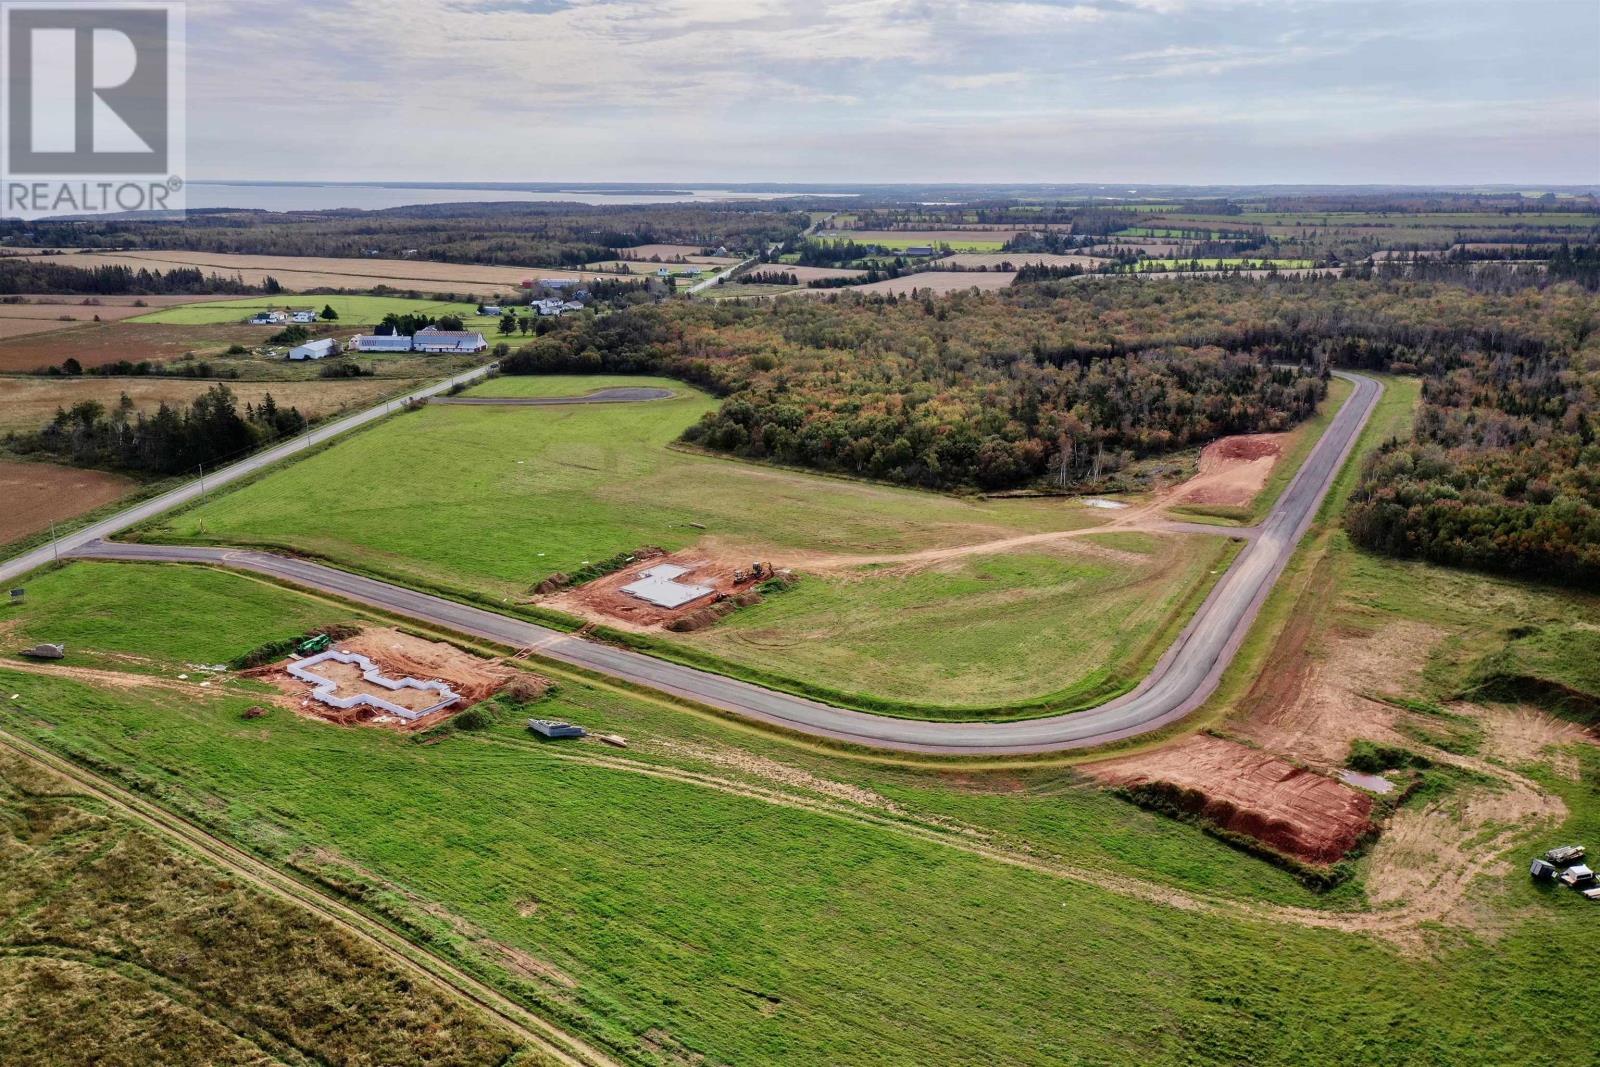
184,183,846,212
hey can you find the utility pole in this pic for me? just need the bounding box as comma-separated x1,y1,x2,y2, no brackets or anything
198,463,205,496
50,521,59,564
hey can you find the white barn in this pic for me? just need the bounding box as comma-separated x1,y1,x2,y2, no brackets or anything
412,327,488,354
350,334,415,353
288,338,337,361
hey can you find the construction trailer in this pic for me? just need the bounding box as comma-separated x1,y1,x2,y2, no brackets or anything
527,719,586,740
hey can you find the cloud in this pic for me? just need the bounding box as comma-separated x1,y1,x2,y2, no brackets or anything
183,0,1600,184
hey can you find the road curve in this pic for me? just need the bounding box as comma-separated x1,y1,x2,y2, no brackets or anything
0,363,496,587
432,387,675,406
63,371,1381,756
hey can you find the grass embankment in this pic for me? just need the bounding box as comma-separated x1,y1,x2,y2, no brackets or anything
3,560,1600,1063
141,375,1238,714
0,746,525,1065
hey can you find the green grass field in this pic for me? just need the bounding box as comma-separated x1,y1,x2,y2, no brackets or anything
0,745,523,1065
130,294,496,327
137,374,1250,712
3,559,1599,1065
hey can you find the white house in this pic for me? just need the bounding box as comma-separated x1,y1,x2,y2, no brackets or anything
288,338,337,361
290,310,318,324
411,327,488,354
350,334,415,353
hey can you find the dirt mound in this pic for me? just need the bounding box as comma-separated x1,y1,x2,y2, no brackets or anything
1086,735,1376,865
1170,433,1289,509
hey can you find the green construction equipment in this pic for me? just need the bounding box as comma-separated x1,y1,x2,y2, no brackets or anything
297,633,332,655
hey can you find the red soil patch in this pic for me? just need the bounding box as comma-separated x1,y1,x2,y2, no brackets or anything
1170,432,1288,509
538,549,773,632
1085,734,1376,865
0,459,137,546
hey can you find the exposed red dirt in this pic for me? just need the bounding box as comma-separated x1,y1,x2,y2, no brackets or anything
1085,734,1376,865
248,626,524,730
537,550,774,632
1172,433,1288,508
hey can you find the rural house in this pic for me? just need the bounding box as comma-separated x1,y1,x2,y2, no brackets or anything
288,338,338,361
290,310,318,323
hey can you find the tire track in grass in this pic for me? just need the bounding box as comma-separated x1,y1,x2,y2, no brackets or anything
0,727,619,1067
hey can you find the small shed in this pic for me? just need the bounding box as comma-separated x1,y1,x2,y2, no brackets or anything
527,718,585,740
1531,859,1557,880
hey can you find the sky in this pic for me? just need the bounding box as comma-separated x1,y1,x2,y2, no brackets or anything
187,0,1600,185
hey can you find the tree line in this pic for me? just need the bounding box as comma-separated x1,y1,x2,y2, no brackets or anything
0,258,270,295
6,384,307,476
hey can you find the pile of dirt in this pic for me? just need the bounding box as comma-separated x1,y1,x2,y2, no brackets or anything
1086,735,1377,865
1169,432,1288,508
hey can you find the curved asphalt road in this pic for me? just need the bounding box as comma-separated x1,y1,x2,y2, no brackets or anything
432,387,675,406
50,371,1381,755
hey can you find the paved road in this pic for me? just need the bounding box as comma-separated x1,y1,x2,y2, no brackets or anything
0,363,496,587
60,372,1380,755
432,387,674,406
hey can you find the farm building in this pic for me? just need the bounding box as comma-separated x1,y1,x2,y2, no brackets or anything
290,310,318,323
350,334,415,353
288,338,337,361
412,327,488,354
903,245,935,257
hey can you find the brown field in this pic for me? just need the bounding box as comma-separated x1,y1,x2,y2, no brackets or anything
0,376,418,434
614,243,741,264
0,459,137,546
0,322,270,371
767,264,868,282
6,249,609,295
0,296,222,340
797,271,1017,296
940,253,1107,269
816,229,1025,245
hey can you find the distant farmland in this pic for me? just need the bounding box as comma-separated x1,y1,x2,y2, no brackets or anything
814,229,1021,251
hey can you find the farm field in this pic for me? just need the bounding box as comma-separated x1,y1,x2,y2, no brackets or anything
612,243,742,262
130,374,1284,710
813,229,1020,250
0,295,223,340
939,252,1105,269
0,746,523,1065
2,560,1598,1065
127,293,490,325
0,322,270,372
4,248,605,295
0,375,421,435
0,459,136,546
797,270,1018,295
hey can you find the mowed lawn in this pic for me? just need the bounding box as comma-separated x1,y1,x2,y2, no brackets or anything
130,294,493,326
684,534,1235,710
2,565,1597,1065
144,375,1249,709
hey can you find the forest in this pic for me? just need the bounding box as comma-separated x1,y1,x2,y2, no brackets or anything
7,202,809,267
499,275,1599,583
0,258,269,295
6,385,307,476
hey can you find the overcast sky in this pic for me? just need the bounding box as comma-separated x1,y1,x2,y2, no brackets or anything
188,0,1600,185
